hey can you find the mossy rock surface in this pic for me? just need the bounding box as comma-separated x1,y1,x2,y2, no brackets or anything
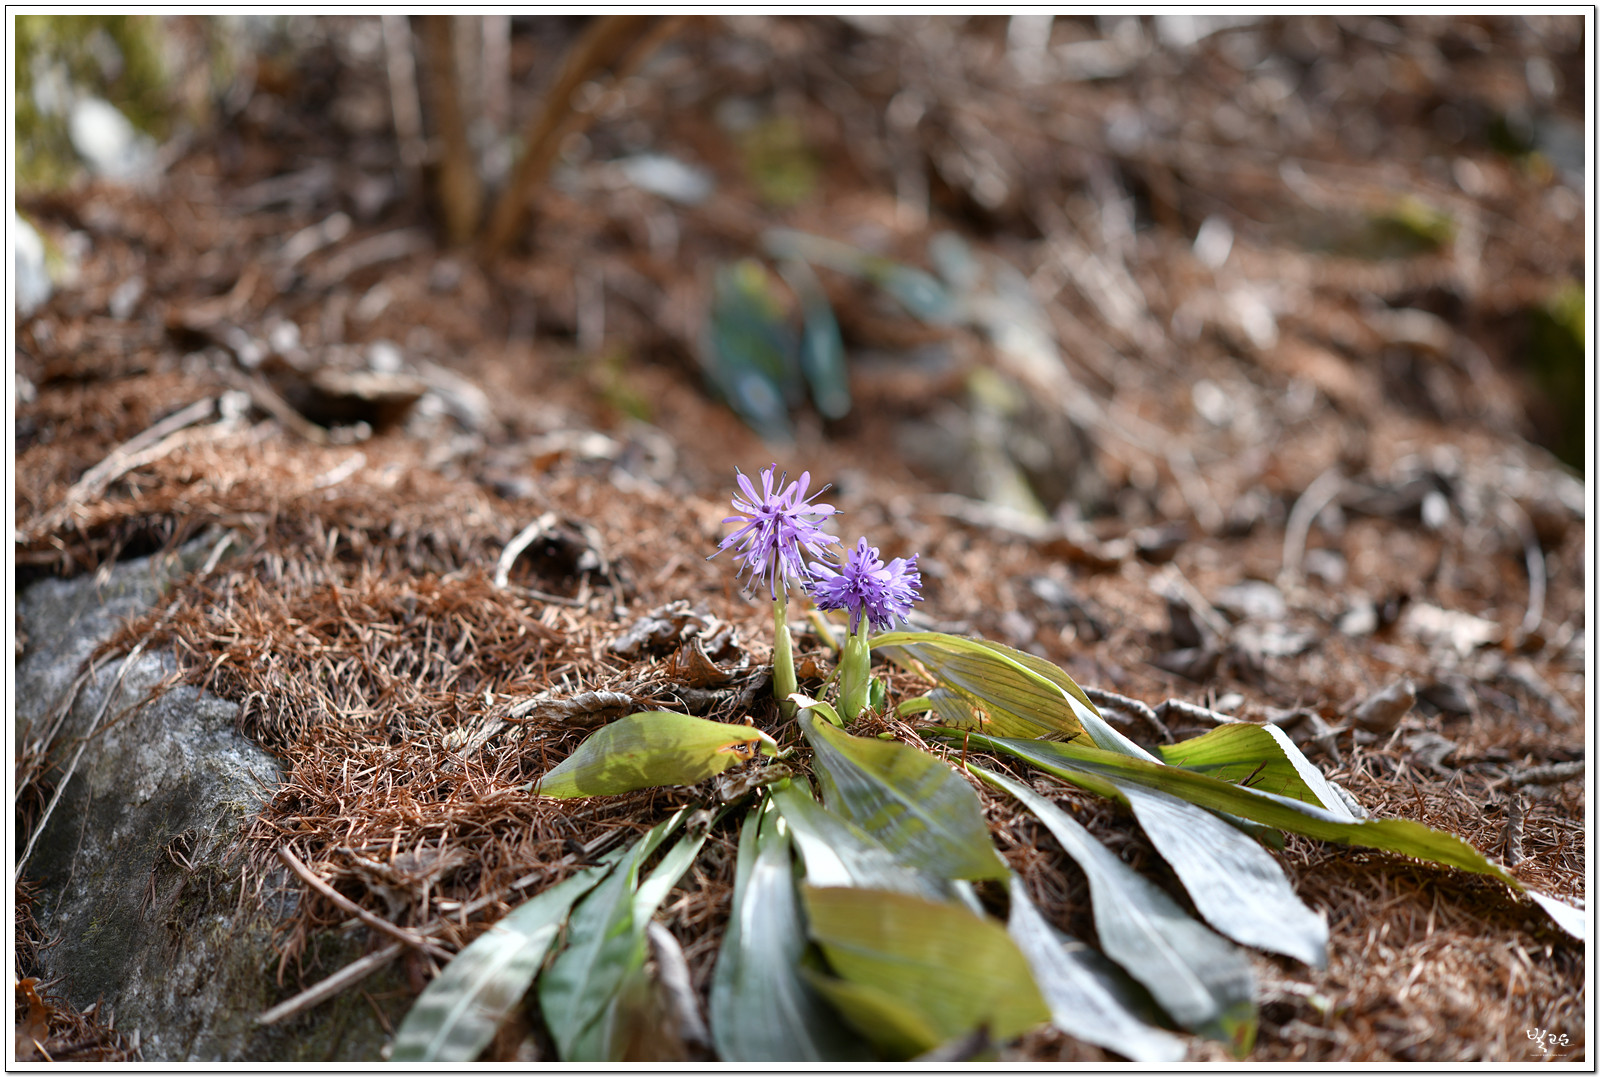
17,547,404,1061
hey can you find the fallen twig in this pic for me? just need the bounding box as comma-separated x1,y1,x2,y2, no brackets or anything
25,398,216,539
1081,686,1172,743
1497,496,1547,639
275,846,453,962
255,942,405,1027
1280,466,1344,585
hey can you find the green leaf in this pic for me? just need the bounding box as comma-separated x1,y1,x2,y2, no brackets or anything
803,885,1051,1049
1118,783,1328,968
778,258,851,420
872,630,1086,742
770,782,952,900
962,733,1522,889
534,712,773,798
1158,722,1354,817
974,764,1256,1053
1005,876,1189,1063
538,810,693,1060
709,802,875,1062
705,260,801,442
800,968,939,1059
802,712,1008,881
389,860,617,1061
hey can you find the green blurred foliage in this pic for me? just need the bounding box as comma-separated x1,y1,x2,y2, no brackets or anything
739,114,819,208
15,14,172,189
1525,281,1585,471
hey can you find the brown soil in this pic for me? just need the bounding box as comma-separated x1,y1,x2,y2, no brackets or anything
14,14,1587,1064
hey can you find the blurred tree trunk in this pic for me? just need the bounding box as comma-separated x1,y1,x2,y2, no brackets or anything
417,15,483,247
483,14,685,258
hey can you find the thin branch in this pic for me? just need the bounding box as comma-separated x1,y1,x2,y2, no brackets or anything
25,398,216,539
1279,466,1344,585
484,15,684,257
255,942,405,1027
275,846,453,962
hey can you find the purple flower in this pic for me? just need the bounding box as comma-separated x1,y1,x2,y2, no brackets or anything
712,464,839,600
808,537,922,633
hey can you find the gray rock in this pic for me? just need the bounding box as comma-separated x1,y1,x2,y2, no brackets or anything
17,548,405,1061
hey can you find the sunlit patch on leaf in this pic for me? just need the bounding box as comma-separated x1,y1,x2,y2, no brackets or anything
533,712,775,798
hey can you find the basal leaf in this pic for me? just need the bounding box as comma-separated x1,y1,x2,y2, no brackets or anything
1119,783,1328,968
975,764,1256,1054
390,860,617,1062
962,733,1521,889
709,802,874,1062
769,782,952,900
802,885,1050,1049
538,810,689,1060
800,968,939,1059
534,712,774,798
1006,876,1189,1063
872,630,1085,742
802,712,1008,881
1158,722,1354,817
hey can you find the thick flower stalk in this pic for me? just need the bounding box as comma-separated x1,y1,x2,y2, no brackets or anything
710,464,839,714
809,537,922,721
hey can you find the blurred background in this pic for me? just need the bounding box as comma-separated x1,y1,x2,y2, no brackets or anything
14,14,1588,522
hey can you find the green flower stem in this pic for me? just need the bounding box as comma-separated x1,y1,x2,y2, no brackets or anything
773,592,797,718
839,624,871,723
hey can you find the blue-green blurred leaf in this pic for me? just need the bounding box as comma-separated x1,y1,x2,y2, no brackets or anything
705,260,801,442
802,711,1008,882
778,258,851,419
761,228,958,325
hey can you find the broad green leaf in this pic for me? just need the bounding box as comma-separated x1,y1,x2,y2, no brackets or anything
769,781,952,901
1006,877,1189,1063
1119,783,1328,968
800,968,939,1059
534,712,774,798
872,630,1086,742
778,258,851,420
538,810,688,1060
803,712,1008,881
709,802,875,1062
566,824,714,1062
802,885,1050,1049
962,733,1522,889
390,860,617,1061
975,765,1256,1054
1158,722,1354,817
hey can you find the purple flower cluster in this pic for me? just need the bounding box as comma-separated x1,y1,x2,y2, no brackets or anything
808,537,921,634
714,464,922,632
712,465,839,600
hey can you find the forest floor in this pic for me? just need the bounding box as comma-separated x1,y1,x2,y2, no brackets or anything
13,14,1588,1063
